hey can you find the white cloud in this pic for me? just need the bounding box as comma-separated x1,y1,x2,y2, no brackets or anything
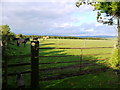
52,23,72,28
79,4,94,12
0,3,2,24
86,28,94,32
95,23,103,27
61,23,72,27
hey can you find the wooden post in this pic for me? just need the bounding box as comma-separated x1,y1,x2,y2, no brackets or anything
31,41,39,88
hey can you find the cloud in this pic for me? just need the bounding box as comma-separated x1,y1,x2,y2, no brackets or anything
86,28,94,32
1,0,117,36
95,23,103,27
1,0,77,2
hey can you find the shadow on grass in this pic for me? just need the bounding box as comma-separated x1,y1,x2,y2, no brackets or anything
41,43,55,45
3,41,31,88
4,40,118,88
38,41,118,88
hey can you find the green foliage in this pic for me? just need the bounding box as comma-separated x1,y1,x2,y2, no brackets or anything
94,2,120,25
76,1,119,68
48,36,106,40
0,25,15,56
76,1,120,25
91,1,120,69
16,34,23,38
109,48,118,69
0,25,15,46
97,2,119,16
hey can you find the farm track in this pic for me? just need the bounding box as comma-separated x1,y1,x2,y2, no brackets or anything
40,67,109,81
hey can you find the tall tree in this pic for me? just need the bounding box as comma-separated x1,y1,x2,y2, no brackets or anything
94,1,120,47
76,0,120,87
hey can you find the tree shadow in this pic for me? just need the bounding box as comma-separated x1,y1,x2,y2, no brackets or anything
39,41,118,88
41,43,55,45
5,40,118,88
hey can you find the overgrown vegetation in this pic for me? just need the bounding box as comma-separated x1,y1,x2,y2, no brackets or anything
0,25,15,56
109,48,118,69
0,25,15,47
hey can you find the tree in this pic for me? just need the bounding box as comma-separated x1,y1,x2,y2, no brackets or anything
0,25,15,47
76,0,120,87
0,24,16,56
76,1,120,60
16,34,23,38
0,25,15,87
93,1,120,47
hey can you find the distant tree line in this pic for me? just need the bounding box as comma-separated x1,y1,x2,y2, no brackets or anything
23,35,107,40
48,36,107,40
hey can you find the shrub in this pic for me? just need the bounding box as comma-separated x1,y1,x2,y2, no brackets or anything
109,48,118,69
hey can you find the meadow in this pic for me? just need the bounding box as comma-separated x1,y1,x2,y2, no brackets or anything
6,39,118,88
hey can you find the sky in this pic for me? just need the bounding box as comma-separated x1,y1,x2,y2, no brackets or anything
0,0,118,36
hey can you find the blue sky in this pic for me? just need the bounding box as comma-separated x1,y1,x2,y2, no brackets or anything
1,0,117,36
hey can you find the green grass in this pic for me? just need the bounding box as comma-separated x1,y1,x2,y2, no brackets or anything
40,71,117,88
5,39,118,88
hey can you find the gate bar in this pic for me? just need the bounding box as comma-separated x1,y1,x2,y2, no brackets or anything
39,47,113,49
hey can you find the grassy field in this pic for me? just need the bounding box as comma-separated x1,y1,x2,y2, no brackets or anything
6,39,118,88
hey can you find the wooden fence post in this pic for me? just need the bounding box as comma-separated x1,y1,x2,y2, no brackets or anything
31,41,39,88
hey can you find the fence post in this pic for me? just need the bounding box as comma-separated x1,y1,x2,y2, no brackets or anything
31,40,39,88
